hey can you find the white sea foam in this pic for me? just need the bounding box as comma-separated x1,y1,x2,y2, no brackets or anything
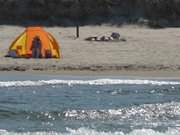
0,128,179,135
63,102,180,120
0,79,180,87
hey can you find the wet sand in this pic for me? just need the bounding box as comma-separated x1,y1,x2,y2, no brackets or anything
0,25,180,76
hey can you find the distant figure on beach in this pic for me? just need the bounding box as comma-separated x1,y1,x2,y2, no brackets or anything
111,32,120,40
31,36,42,58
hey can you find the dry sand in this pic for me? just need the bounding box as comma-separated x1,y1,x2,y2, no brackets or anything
0,25,180,76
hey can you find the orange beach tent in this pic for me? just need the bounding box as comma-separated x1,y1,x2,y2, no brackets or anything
8,26,61,58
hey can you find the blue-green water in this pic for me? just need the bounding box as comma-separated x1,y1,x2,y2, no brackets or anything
0,73,180,135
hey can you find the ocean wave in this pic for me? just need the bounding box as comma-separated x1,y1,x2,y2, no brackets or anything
63,102,180,121
1,102,180,122
0,128,179,135
0,79,180,87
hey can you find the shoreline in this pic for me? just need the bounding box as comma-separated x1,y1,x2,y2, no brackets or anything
1,61,180,78
28,70,180,78
2,69,180,79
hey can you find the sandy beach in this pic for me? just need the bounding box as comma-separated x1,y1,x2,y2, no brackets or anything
0,25,180,76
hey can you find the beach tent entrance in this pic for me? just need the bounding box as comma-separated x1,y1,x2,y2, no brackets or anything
8,26,61,58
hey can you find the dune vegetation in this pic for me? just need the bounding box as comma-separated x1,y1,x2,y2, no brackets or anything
0,0,180,27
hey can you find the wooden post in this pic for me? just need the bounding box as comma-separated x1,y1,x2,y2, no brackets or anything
76,24,79,38
76,0,80,38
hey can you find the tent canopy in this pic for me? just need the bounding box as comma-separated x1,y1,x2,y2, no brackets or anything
8,26,61,58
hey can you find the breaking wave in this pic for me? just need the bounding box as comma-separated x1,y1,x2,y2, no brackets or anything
1,102,180,122
0,79,180,87
63,102,180,122
0,128,179,135
63,102,180,121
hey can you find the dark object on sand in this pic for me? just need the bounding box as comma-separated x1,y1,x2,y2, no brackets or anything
85,32,126,42
111,32,120,40
100,36,111,41
85,36,98,41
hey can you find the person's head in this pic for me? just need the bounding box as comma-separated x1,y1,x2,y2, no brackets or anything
34,36,40,41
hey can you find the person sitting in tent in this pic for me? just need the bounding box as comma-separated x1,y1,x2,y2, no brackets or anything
31,36,42,58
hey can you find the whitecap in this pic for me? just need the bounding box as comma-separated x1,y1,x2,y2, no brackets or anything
62,102,180,121
0,79,180,87
0,127,179,135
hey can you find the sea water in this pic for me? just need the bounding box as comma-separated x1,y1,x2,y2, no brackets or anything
0,73,180,135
